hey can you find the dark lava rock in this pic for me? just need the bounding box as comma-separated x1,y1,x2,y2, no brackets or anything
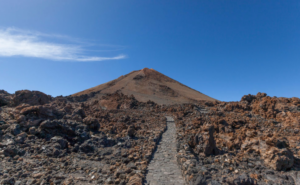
193,175,207,185
13,90,51,106
0,178,15,185
79,140,95,153
39,120,58,129
83,116,100,130
50,136,68,149
127,126,135,137
7,124,21,136
3,146,17,157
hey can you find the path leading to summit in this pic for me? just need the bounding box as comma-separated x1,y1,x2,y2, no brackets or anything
144,117,185,185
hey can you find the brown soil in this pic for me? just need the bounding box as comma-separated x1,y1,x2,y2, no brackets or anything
72,68,216,104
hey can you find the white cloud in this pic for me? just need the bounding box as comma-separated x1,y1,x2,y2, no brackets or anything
0,28,126,62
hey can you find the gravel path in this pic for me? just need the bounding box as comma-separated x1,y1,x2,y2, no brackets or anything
144,117,185,185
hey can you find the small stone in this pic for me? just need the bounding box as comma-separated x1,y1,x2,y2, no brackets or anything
28,127,36,135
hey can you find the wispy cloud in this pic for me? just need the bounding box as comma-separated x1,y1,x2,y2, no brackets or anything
0,28,126,62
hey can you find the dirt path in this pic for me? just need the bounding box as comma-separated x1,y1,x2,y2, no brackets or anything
144,117,185,185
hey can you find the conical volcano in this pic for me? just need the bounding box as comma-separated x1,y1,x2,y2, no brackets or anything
72,68,215,104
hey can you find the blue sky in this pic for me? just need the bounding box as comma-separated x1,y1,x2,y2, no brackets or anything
0,1,299,101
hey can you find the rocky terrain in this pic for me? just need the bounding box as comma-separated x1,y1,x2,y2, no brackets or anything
0,90,166,184
1,89,300,185
171,93,300,185
0,69,300,185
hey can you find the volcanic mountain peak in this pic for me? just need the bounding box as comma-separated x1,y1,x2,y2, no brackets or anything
73,68,216,104
133,68,176,83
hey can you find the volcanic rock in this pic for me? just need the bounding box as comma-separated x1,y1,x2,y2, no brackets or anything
13,90,52,106
83,116,100,130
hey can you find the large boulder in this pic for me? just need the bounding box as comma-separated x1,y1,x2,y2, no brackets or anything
128,174,142,185
79,140,95,153
0,97,9,107
261,147,294,171
3,146,18,157
71,108,86,121
20,105,60,119
248,137,295,171
256,92,267,99
193,175,207,185
83,116,100,130
13,90,52,106
241,94,256,103
6,124,21,136
51,136,68,149
0,90,12,107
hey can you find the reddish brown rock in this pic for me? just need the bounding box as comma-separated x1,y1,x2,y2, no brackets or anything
128,174,142,185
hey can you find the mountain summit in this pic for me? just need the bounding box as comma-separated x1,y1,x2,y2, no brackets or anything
72,68,215,104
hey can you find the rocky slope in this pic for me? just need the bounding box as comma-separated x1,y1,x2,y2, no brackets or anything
0,89,299,185
72,68,216,105
0,90,166,184
170,93,300,185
